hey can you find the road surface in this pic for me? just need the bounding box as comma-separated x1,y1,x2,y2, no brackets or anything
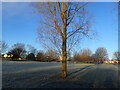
2,60,119,88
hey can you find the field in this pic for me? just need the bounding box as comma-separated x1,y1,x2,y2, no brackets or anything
2,60,119,88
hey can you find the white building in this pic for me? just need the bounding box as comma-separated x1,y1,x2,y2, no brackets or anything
3,54,13,58
104,59,118,63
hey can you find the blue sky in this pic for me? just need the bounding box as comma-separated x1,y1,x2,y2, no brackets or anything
2,2,118,59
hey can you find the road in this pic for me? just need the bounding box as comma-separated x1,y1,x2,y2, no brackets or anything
2,60,119,88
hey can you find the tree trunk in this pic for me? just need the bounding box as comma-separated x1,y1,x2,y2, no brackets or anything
61,2,67,78
62,37,67,78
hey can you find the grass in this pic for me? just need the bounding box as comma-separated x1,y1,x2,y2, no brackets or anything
2,58,12,61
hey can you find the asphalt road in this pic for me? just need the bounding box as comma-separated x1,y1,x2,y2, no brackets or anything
2,61,119,88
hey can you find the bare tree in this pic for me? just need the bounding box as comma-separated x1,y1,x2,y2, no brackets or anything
79,48,92,63
73,48,92,63
36,51,46,61
27,44,37,55
73,52,80,62
67,50,72,61
33,2,94,77
95,47,108,63
0,41,8,54
81,48,92,57
45,49,59,61
9,43,26,60
26,53,36,61
113,51,120,61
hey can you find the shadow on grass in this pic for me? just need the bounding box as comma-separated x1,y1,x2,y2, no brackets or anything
40,65,96,88
67,65,95,79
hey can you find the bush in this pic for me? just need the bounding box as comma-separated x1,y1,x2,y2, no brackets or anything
36,52,46,61
26,53,36,60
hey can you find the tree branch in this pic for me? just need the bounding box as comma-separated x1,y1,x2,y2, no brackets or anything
66,24,86,39
67,2,89,26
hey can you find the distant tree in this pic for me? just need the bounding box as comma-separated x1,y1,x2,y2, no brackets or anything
91,54,98,63
95,47,108,63
73,49,92,63
45,49,59,61
113,51,120,61
73,52,80,62
81,48,92,56
9,43,26,60
79,48,92,63
36,51,46,61
67,51,72,61
26,53,36,60
0,41,8,54
27,44,37,55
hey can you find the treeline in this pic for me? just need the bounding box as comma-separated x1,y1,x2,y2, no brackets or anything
0,41,120,63
72,48,119,63
0,41,59,62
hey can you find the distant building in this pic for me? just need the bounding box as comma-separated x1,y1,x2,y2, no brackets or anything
18,58,26,60
58,56,62,61
104,60,109,63
3,54,13,58
104,59,118,63
110,59,118,63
